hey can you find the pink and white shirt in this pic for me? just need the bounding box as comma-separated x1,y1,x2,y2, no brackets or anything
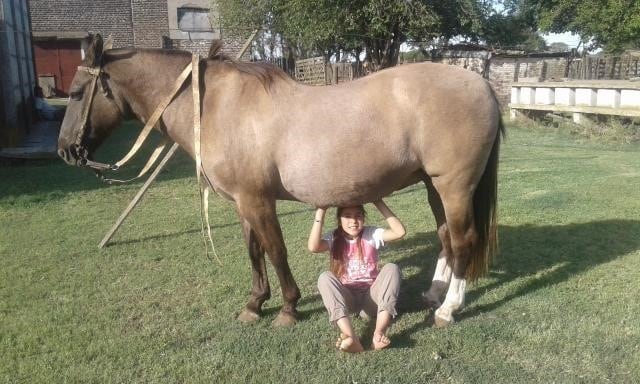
324,226,386,287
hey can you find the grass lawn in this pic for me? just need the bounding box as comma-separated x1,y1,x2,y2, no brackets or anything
1,121,639,383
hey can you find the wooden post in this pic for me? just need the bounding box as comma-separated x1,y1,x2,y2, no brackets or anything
332,63,339,84
99,143,179,248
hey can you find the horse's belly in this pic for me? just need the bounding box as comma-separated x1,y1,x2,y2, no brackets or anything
279,166,421,207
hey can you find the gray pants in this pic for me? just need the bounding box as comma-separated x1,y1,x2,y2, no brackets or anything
317,263,401,323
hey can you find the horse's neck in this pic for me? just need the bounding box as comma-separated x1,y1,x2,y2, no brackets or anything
109,51,191,126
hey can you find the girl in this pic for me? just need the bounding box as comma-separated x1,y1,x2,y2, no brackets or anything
308,200,406,352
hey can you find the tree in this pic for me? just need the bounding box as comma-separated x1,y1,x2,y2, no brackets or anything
482,11,547,51
508,0,640,52
214,0,488,69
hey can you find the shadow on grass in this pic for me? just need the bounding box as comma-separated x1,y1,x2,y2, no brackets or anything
390,219,640,346
105,217,640,347
0,122,197,201
396,219,640,316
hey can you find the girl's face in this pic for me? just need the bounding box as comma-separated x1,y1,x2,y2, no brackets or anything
339,206,365,239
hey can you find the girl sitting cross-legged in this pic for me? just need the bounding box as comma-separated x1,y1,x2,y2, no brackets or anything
308,200,406,353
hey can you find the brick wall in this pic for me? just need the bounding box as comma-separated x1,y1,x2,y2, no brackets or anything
167,35,251,60
131,0,168,48
29,0,167,48
29,0,135,47
166,38,211,56
428,53,571,109
29,0,250,56
489,57,568,107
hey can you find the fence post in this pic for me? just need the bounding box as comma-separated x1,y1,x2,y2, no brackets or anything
332,63,338,84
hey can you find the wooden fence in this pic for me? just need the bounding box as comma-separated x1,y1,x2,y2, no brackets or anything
567,54,640,80
293,57,364,85
294,57,327,85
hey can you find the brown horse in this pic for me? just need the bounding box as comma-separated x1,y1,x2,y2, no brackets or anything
58,35,503,327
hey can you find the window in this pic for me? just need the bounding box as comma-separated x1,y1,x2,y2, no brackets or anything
177,7,212,32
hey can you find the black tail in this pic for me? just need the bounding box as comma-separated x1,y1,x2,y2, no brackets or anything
467,116,504,281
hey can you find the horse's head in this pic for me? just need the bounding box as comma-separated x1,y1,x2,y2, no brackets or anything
57,34,124,167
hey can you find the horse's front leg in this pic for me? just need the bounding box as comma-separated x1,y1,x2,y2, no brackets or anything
236,216,271,323
236,195,300,327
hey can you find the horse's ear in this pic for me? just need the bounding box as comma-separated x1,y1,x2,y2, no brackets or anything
84,33,104,67
207,40,223,59
103,35,113,52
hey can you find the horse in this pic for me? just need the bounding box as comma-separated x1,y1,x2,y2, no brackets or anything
58,34,503,327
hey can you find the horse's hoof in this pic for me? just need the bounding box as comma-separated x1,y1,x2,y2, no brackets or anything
272,311,297,327
433,314,454,328
237,308,261,323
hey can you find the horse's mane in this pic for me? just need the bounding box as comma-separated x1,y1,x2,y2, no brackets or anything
104,43,289,89
206,40,290,89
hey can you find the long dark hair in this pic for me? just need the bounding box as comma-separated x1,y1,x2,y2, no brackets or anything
330,205,366,278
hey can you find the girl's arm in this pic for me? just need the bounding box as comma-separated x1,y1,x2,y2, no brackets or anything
373,200,406,242
308,208,331,253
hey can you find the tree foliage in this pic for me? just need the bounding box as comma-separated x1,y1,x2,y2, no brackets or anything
482,11,546,51
507,0,640,52
214,0,488,69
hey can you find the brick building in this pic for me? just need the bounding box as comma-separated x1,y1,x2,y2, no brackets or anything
28,0,247,96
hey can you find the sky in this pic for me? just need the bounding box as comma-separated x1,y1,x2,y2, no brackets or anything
543,32,583,49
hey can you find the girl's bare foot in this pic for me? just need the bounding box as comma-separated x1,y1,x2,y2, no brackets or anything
372,332,391,350
335,333,364,353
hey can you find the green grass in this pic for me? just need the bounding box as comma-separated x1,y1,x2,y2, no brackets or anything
1,122,639,383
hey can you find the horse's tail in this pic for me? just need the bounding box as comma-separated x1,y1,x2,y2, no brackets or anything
467,116,504,282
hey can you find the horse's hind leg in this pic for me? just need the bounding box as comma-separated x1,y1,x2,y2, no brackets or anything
431,182,477,327
236,217,271,323
236,195,301,327
422,180,453,309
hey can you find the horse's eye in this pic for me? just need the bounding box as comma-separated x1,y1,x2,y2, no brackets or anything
70,90,83,101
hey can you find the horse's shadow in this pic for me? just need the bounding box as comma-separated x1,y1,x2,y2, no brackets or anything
390,219,640,347
256,219,640,348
